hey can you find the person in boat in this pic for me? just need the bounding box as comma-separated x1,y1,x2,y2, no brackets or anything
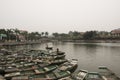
57,48,59,53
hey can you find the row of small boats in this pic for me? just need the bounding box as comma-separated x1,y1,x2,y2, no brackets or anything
73,66,120,80
0,48,78,80
0,48,120,80
2,60,78,80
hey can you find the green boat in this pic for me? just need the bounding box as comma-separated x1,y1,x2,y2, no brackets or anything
46,72,57,80
74,69,88,80
53,54,66,59
12,76,29,80
29,74,50,80
21,70,35,76
46,70,71,80
34,68,45,74
85,72,104,80
50,59,67,65
98,66,120,80
54,70,71,79
44,65,58,73
0,75,5,80
58,59,78,73
58,76,74,80
4,72,21,79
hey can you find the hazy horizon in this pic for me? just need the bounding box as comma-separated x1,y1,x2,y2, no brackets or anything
0,0,120,33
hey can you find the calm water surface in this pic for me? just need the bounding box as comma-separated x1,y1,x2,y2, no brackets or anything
6,42,120,77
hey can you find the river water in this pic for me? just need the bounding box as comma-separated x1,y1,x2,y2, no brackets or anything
5,42,120,77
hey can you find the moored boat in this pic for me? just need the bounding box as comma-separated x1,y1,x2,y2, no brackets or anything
58,59,78,73
98,66,120,80
85,72,104,80
0,75,5,80
44,65,58,73
29,74,52,80
74,69,88,80
46,46,53,50
46,43,53,50
58,76,74,80
50,59,67,65
54,70,71,79
4,72,21,80
53,54,66,59
12,76,28,80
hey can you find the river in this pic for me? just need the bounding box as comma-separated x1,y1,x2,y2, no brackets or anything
5,42,120,77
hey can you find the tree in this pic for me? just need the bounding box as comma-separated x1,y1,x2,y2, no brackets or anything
0,29,7,41
41,32,44,37
45,32,49,37
28,32,41,41
83,31,97,40
52,33,59,38
6,29,13,41
20,31,28,40
13,28,20,41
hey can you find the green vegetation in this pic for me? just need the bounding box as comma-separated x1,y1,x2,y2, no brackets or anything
52,31,120,40
0,28,49,42
0,28,120,42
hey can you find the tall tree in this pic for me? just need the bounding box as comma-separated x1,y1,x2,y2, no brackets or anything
13,28,20,41
83,31,97,40
41,32,44,37
6,29,13,41
52,33,59,38
45,32,49,37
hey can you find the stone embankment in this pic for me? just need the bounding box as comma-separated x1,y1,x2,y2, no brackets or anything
0,41,43,46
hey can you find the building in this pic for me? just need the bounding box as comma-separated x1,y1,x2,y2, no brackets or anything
111,28,120,37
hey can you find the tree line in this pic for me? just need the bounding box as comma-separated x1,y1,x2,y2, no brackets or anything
0,28,49,42
52,31,120,40
0,28,120,42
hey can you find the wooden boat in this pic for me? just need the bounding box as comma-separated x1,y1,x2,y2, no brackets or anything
74,69,88,80
25,70,71,80
38,62,50,67
53,54,66,59
46,43,53,50
34,65,58,74
29,74,53,80
21,70,35,76
44,65,58,73
58,59,78,73
46,72,57,80
98,66,120,80
0,75,5,80
4,72,21,79
54,70,71,79
58,76,74,80
0,67,5,76
51,51,65,55
12,76,29,80
85,72,104,80
5,68,19,73
46,46,53,50
50,59,67,65
34,68,45,74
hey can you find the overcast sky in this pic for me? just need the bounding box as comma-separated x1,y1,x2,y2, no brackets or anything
0,0,120,33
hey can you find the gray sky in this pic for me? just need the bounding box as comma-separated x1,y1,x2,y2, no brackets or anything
0,0,120,33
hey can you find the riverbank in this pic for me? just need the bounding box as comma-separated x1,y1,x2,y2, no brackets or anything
0,41,41,46
60,40,120,43
1,39,120,46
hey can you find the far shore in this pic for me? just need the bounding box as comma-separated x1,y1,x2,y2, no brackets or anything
59,40,120,43
0,39,120,46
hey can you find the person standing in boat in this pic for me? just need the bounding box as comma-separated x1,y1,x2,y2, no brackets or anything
57,48,59,53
